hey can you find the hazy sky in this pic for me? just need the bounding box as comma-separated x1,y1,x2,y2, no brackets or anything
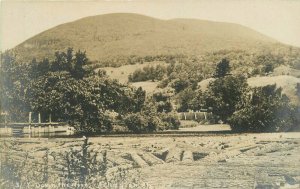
1,0,300,51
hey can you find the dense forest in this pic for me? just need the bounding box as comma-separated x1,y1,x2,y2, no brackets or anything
1,47,300,133
0,49,180,133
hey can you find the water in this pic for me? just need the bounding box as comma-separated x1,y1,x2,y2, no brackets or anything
0,124,76,138
0,131,76,138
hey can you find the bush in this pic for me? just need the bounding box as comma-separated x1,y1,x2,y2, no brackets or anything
159,112,181,130
123,113,148,133
152,90,173,113
123,111,162,133
170,78,189,93
229,85,297,132
123,100,181,132
128,65,166,82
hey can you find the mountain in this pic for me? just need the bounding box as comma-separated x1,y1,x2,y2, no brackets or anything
12,13,283,63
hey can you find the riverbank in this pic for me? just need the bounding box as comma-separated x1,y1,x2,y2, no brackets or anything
1,132,299,188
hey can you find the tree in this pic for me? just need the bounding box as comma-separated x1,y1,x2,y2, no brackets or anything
51,51,66,72
176,87,196,112
0,49,179,133
128,69,145,82
72,50,89,79
133,87,146,112
296,83,300,100
66,47,73,72
170,78,189,93
97,69,107,77
201,59,248,122
0,49,148,132
0,52,31,121
229,85,296,132
152,90,173,112
189,89,204,111
0,97,3,122
254,53,284,70
48,49,91,79
153,65,166,81
214,58,231,78
27,71,146,132
203,75,248,122
262,63,274,74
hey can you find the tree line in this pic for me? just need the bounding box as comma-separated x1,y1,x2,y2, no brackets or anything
1,48,299,133
0,48,180,133
178,59,300,132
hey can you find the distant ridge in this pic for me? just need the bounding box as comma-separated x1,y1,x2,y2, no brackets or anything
11,13,283,63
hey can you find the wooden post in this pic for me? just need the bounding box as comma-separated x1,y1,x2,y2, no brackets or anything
49,114,52,132
28,112,32,133
49,114,52,124
37,112,42,133
38,113,41,124
29,112,32,124
184,113,187,120
4,113,7,128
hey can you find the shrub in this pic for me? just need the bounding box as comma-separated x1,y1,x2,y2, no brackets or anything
123,113,148,133
128,65,166,82
170,78,189,93
152,90,173,113
262,63,274,74
156,101,172,113
123,99,181,132
159,112,181,130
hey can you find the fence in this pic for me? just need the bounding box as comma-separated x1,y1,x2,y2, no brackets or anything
178,112,214,121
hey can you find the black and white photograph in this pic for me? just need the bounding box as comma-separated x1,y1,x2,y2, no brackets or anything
0,0,300,188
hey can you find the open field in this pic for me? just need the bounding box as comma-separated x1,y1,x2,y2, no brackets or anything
273,65,300,78
131,81,160,94
248,75,300,105
99,61,166,84
1,131,300,189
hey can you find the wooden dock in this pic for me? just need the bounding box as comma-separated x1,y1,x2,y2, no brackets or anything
0,112,75,136
0,122,75,136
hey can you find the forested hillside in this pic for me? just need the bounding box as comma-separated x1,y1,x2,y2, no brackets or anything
11,13,286,65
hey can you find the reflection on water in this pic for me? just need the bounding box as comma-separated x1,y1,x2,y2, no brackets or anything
0,132,76,138
22,131,76,138
0,124,76,138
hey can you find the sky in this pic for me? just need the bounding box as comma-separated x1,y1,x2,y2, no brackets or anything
1,0,300,51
